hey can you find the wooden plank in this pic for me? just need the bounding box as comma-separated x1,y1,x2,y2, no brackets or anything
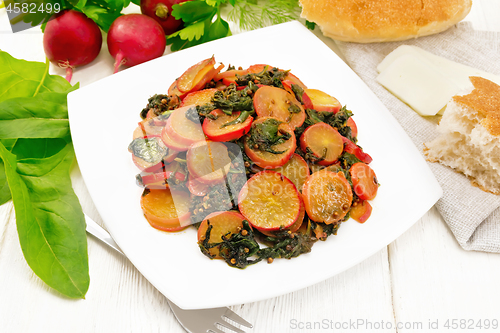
235,248,396,332
390,207,500,332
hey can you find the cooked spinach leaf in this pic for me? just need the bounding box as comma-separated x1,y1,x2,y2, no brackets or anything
140,94,181,120
200,220,261,269
246,118,291,154
221,110,254,128
199,219,317,268
212,83,254,114
128,137,166,164
290,83,305,104
235,66,288,88
258,231,316,260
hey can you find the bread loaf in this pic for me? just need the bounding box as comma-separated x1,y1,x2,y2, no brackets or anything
299,0,472,43
424,77,500,194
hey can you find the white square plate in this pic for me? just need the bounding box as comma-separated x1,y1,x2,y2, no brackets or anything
68,21,442,309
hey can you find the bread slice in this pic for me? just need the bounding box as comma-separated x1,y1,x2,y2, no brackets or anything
424,77,500,194
299,0,472,43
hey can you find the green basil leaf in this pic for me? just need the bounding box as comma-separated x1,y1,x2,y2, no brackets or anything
0,51,72,102
0,92,71,139
0,141,89,298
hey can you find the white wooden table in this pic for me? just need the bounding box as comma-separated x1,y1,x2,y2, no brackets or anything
1,2,500,332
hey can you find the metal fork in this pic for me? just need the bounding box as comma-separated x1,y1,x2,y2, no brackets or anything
85,214,253,333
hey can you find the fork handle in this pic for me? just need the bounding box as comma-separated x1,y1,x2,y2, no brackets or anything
84,214,124,255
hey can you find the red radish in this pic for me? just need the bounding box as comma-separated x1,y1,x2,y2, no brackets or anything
107,14,166,73
43,10,102,83
349,199,372,223
140,0,187,35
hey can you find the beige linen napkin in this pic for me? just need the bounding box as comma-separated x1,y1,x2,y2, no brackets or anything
335,22,500,253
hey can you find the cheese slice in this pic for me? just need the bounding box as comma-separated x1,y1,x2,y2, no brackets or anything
376,53,459,116
377,45,500,116
378,45,500,88
377,45,416,73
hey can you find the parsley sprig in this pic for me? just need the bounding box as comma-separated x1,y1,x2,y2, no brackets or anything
167,0,302,51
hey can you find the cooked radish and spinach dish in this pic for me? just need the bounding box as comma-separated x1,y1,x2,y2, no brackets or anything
128,56,379,268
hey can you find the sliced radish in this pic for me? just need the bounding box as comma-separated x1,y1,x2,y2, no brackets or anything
259,193,305,237
305,89,341,113
167,106,206,145
186,141,231,184
177,56,222,94
137,160,187,189
284,72,308,91
300,122,344,166
302,170,353,224
347,117,358,138
181,88,217,107
140,188,191,231
271,153,310,192
238,171,301,231
168,79,187,99
197,211,246,258
246,64,271,73
133,121,163,139
253,85,305,129
350,199,372,223
202,109,253,142
214,69,248,86
160,120,191,151
342,136,372,164
243,117,296,169
281,80,313,109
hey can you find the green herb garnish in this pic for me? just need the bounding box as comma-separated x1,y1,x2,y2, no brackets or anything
168,0,304,51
